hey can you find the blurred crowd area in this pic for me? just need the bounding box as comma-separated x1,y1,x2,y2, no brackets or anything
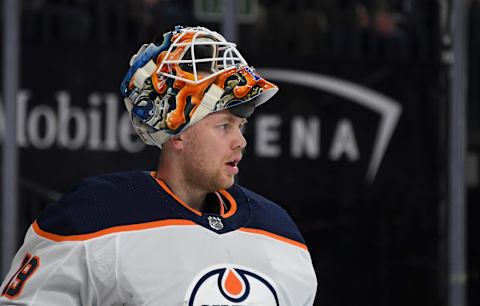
17,0,439,62
246,0,438,61
19,0,192,46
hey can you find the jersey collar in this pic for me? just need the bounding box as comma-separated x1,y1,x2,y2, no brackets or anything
149,171,238,218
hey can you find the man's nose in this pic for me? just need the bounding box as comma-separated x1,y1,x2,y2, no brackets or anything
233,128,247,150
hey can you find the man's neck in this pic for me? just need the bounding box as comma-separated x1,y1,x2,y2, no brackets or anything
155,170,207,212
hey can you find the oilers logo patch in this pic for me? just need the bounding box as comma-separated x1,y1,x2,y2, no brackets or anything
186,264,279,306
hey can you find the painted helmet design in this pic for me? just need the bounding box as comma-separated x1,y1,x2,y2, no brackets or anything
120,25,278,148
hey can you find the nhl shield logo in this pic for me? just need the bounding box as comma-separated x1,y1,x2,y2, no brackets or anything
186,264,279,306
207,216,224,230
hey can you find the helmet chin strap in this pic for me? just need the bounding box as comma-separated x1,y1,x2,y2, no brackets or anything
189,84,225,126
147,131,169,149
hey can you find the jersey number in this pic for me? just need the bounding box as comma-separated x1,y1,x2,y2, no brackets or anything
1,253,40,299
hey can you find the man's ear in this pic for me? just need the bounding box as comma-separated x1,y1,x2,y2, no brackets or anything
168,134,184,150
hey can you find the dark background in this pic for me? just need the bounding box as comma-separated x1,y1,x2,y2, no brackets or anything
1,0,479,305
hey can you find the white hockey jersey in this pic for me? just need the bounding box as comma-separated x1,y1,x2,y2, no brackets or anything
0,170,317,305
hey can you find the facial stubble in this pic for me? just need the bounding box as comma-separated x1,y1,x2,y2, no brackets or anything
181,131,234,194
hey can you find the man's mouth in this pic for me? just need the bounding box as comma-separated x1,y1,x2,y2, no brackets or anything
225,156,242,167
226,160,238,167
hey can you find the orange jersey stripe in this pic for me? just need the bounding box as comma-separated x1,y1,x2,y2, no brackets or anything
150,172,203,216
218,189,238,218
33,222,308,251
32,219,196,242
239,228,308,251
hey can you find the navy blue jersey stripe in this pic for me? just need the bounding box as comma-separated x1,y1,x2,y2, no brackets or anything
36,171,305,246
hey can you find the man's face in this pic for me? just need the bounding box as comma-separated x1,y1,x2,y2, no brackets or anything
179,109,248,192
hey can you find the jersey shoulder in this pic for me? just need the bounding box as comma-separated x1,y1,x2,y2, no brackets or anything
36,170,179,236
233,185,306,245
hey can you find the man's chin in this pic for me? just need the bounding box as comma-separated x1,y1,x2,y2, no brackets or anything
218,176,235,190
203,177,234,193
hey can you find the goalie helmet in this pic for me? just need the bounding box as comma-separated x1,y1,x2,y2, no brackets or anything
120,25,278,148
